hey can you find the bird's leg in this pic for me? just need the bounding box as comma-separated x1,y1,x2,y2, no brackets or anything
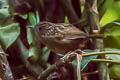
61,49,83,63
68,49,83,80
76,50,83,80
61,51,73,63
74,49,84,55
60,49,83,80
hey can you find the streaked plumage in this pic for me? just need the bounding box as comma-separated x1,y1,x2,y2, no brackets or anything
34,22,87,54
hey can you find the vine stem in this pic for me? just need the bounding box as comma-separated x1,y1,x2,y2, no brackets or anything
91,59,120,64
83,51,120,57
38,50,120,80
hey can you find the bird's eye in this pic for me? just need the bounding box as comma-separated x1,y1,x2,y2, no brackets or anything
45,25,52,30
39,27,42,31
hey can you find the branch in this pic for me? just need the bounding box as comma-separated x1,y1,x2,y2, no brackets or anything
82,70,98,76
12,38,43,78
0,45,14,80
59,0,81,27
53,2,65,23
83,51,120,57
85,0,109,79
91,59,120,64
38,52,77,80
37,50,120,80
85,0,99,33
44,0,57,21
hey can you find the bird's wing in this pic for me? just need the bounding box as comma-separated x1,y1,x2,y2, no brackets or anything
62,26,87,40
64,34,87,40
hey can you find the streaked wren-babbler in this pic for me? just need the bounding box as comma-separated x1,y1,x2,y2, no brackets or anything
33,22,103,54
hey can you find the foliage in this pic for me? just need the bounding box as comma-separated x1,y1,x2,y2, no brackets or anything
0,0,120,80
0,8,20,50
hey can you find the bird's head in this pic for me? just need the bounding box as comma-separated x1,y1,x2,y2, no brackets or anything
34,21,66,38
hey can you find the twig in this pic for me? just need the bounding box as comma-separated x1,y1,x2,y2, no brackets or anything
0,45,14,80
83,51,120,57
82,70,98,76
85,0,99,33
91,59,120,64
77,54,82,80
85,0,109,79
38,52,77,80
37,50,120,80
13,38,43,78
44,0,57,21
59,0,81,27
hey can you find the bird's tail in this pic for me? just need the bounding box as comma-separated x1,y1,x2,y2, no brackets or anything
87,34,104,38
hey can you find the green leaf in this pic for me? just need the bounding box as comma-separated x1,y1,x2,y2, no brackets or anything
109,64,120,80
16,38,29,60
98,0,113,20
105,48,120,60
36,11,40,24
27,11,40,62
0,8,10,25
28,12,37,26
27,27,41,62
81,55,97,70
72,49,99,71
28,44,41,63
0,8,20,50
64,16,69,24
27,11,40,44
19,14,28,20
100,1,120,25
41,47,51,65
27,28,33,45
101,20,120,49
0,23,20,50
102,48,120,80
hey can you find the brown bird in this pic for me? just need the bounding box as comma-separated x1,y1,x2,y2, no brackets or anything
33,22,103,54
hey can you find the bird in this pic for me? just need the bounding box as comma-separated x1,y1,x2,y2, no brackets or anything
33,21,103,54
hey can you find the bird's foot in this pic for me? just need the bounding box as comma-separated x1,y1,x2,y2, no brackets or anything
61,51,72,63
74,49,84,55
61,49,84,63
